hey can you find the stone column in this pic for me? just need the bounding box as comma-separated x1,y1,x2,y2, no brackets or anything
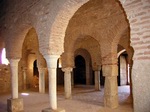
71,71,74,86
102,64,118,108
62,67,72,99
42,55,65,112
94,70,101,91
0,48,3,64
86,62,90,85
10,59,20,99
129,64,133,97
7,59,23,112
22,67,27,90
39,68,46,93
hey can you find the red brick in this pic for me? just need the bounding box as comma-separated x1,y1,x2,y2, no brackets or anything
137,52,144,55
131,37,140,41
142,25,150,30
144,51,150,55
143,35,150,39
135,11,147,17
132,27,140,31
130,19,138,23
134,20,150,26
137,56,150,60
141,15,150,20
144,41,150,44
134,46,148,50
143,6,150,10
132,41,144,45
125,1,143,10
125,0,142,7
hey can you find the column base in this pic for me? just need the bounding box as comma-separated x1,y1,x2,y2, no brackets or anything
42,108,65,112
7,98,24,112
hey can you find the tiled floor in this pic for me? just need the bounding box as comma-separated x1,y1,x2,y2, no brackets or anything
0,85,133,112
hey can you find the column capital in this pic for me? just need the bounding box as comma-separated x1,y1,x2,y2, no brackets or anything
44,55,59,69
102,64,118,77
22,67,27,71
93,65,101,71
62,67,73,72
38,67,47,71
102,53,118,65
8,58,20,64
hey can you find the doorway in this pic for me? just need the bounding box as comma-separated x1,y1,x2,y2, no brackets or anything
74,55,86,85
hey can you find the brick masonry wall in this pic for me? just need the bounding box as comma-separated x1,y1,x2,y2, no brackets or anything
0,64,23,93
121,0,150,60
120,0,150,112
0,65,11,93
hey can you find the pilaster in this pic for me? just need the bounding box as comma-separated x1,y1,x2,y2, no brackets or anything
102,64,118,108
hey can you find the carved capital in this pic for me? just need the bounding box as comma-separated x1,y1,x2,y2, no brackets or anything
93,65,101,71
38,67,47,71
102,64,118,77
9,59,20,67
102,53,118,65
62,67,73,73
44,55,59,69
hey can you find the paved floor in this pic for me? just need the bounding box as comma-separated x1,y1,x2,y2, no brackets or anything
0,85,133,112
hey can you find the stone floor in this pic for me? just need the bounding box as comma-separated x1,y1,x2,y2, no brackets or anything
0,85,133,112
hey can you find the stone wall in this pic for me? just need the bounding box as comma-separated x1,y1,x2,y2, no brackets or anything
121,1,150,112
0,65,11,93
0,64,24,93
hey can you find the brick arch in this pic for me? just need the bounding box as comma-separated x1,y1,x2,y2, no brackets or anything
45,0,90,55
74,48,91,63
63,0,129,59
21,28,40,61
119,0,150,60
74,35,101,69
4,24,33,59
62,34,101,68
74,48,91,71
74,48,94,85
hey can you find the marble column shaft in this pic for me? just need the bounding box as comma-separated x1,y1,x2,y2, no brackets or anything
9,59,20,99
94,70,100,91
44,55,59,110
62,67,72,99
39,68,46,93
22,67,27,90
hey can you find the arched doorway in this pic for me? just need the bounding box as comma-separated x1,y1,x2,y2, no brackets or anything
74,55,86,85
33,60,39,88
21,27,40,90
118,53,128,86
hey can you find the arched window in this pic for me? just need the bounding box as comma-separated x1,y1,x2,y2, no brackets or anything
1,48,9,65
